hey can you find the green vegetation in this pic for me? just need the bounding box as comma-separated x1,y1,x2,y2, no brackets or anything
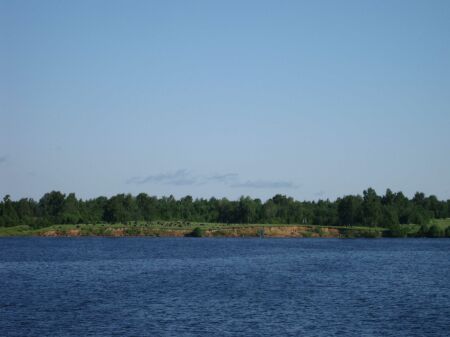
405,219,450,238
0,220,448,238
189,227,205,237
385,224,416,238
0,188,449,238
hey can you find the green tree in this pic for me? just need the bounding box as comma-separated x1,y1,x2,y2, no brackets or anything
237,196,259,223
1,189,450,230
381,206,399,226
338,195,361,226
61,193,81,224
361,188,382,226
1,195,19,226
103,194,136,223
136,193,158,221
38,191,66,223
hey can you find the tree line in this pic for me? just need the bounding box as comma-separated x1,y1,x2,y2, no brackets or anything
0,188,449,228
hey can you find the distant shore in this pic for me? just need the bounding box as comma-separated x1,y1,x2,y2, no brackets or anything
1,222,449,238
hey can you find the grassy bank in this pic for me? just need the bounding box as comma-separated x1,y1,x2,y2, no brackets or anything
1,220,448,238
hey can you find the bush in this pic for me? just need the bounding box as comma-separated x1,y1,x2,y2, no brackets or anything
313,227,324,236
125,226,141,236
351,229,382,238
417,224,431,237
428,225,445,237
190,227,205,237
339,227,381,238
385,225,409,238
446,227,450,237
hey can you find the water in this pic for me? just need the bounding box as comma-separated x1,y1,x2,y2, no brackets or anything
1,238,449,337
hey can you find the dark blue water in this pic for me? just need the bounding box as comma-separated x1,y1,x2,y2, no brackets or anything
1,238,449,337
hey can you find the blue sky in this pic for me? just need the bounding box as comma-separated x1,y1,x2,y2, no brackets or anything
1,0,450,201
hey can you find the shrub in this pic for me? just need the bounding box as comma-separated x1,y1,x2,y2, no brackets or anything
446,227,450,238
359,230,382,238
313,227,324,236
428,225,445,237
417,224,431,237
190,227,205,237
385,225,409,238
125,227,141,236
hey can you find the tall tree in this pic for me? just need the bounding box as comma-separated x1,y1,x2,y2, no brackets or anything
361,188,382,226
338,195,361,226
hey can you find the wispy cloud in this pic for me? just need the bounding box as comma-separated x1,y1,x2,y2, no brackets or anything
127,170,298,190
126,169,198,186
0,155,7,164
206,173,239,184
230,180,297,189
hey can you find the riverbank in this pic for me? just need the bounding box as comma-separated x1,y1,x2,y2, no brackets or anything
0,222,412,238
1,220,449,238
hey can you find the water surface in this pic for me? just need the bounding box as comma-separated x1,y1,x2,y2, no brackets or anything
1,238,449,336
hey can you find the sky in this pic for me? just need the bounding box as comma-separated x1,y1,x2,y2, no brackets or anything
1,0,450,201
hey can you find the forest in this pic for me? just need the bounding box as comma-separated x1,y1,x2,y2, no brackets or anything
1,188,449,229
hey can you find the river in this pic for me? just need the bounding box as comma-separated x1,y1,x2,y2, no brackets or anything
1,238,449,336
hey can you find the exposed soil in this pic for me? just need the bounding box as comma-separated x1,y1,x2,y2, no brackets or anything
35,225,376,238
